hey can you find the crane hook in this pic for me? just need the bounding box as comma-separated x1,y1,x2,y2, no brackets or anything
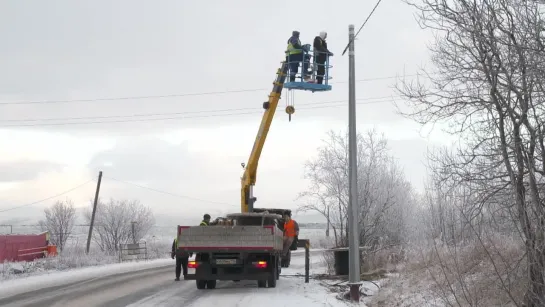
285,105,295,122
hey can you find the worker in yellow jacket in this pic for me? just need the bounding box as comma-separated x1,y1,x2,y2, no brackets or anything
171,237,191,281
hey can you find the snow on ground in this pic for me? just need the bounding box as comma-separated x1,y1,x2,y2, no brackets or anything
0,227,352,306
0,258,172,300
129,250,352,307
0,226,326,282
179,278,348,307
0,248,353,306
362,272,445,307
0,239,171,282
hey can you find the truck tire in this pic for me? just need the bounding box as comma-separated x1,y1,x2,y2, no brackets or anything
196,280,207,289
257,280,267,288
275,257,280,280
206,280,217,289
268,263,277,288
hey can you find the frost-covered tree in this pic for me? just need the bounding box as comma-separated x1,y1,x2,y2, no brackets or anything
84,198,155,252
298,129,414,249
396,0,545,304
38,199,76,252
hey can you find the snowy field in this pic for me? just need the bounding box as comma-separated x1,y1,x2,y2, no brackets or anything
0,249,352,306
0,225,447,306
1,226,333,282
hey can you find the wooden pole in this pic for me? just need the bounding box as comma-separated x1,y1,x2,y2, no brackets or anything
86,171,102,254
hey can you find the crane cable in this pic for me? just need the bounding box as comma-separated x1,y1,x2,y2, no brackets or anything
285,90,295,121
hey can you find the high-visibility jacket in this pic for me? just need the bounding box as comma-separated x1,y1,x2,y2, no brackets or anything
172,237,180,256
284,219,297,237
200,221,208,226
286,38,303,55
173,237,190,257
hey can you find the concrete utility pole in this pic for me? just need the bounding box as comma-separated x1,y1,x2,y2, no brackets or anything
86,171,103,254
347,24,361,302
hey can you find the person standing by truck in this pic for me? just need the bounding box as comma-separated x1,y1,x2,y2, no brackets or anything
282,213,299,256
200,214,211,226
171,237,191,281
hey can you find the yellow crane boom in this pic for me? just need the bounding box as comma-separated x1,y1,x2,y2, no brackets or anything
240,62,289,213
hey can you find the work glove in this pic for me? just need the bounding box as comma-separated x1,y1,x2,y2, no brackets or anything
171,252,175,259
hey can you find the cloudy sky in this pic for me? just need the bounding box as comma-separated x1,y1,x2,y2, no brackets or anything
0,0,453,229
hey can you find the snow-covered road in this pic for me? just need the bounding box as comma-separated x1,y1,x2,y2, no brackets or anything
0,250,347,307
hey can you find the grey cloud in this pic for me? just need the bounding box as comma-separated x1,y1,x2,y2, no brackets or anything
0,0,424,134
87,136,231,187
0,160,64,182
85,136,244,220
387,138,431,192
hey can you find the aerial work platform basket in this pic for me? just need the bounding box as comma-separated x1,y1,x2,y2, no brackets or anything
284,44,332,93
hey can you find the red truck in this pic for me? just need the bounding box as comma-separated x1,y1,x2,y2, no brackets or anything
0,232,57,262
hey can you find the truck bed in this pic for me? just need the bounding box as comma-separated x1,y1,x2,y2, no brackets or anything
177,225,283,253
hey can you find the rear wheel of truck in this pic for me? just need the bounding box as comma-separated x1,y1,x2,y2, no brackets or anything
275,257,280,280
196,280,207,289
206,280,217,289
268,262,277,288
257,280,267,288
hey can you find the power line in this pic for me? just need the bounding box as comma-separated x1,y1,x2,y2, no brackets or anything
0,95,396,124
103,176,237,207
342,0,385,56
0,73,422,106
0,97,397,127
0,180,94,213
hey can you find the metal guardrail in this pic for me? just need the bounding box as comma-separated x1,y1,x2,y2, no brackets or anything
119,242,147,262
17,246,47,258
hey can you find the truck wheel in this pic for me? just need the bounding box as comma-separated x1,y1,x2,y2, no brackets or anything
268,265,277,288
206,280,217,289
196,280,207,289
257,280,267,288
275,258,280,280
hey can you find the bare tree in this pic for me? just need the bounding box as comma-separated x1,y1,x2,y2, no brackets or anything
83,198,155,252
396,0,545,305
298,129,413,250
38,199,76,252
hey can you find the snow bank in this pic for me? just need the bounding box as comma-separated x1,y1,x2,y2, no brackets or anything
0,258,173,299
0,239,171,281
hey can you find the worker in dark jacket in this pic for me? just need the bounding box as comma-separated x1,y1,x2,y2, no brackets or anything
200,214,211,226
171,237,191,281
313,31,334,84
286,30,311,82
